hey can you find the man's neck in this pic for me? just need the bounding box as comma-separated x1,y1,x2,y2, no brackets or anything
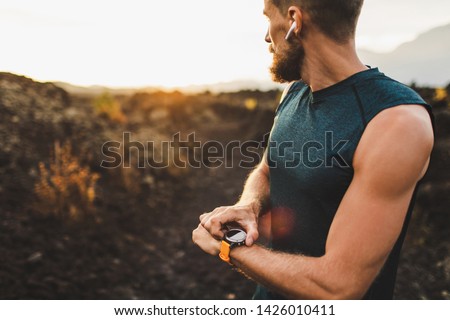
301,35,368,92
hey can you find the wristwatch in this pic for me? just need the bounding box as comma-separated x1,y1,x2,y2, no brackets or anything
219,228,247,264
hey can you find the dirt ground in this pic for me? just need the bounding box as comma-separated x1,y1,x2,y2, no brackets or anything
0,161,256,299
1,158,448,300
0,73,448,299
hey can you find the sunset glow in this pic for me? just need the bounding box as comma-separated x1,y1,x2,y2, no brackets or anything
0,0,449,88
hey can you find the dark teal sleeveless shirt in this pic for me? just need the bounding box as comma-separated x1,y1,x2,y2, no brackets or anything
254,68,433,300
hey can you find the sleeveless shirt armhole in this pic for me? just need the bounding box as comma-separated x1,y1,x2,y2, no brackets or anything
352,85,368,128
351,84,434,135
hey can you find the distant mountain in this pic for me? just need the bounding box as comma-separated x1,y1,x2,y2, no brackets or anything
49,24,450,94
358,23,450,86
53,82,139,96
55,79,284,96
175,79,284,94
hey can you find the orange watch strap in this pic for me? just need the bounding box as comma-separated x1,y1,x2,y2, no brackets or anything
219,240,232,264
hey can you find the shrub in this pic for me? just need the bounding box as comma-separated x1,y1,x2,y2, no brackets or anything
93,91,127,123
33,142,100,220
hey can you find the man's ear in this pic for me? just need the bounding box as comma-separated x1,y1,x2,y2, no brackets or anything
287,6,302,37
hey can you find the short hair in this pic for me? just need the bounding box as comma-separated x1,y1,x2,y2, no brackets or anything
271,0,364,42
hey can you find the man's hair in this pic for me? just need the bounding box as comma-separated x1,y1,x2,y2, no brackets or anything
271,0,364,42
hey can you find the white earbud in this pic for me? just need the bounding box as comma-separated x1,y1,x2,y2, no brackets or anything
285,21,297,40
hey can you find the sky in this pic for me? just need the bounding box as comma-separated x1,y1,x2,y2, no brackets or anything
0,0,449,88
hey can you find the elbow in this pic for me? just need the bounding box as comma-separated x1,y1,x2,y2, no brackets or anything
288,280,366,300
318,257,372,300
300,285,366,300
299,264,369,300
287,256,371,300
329,288,366,300
325,278,369,300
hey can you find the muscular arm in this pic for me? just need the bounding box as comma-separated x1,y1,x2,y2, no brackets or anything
236,151,270,212
199,83,295,245
194,105,434,299
199,152,270,246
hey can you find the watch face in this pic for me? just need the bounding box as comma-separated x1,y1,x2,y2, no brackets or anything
226,229,246,243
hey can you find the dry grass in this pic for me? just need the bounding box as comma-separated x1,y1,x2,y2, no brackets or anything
93,91,127,123
33,142,100,220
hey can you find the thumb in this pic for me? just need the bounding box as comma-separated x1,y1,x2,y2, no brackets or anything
244,223,259,246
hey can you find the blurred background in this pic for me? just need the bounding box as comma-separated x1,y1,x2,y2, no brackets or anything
0,0,449,299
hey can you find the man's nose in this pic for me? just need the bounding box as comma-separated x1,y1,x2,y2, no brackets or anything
265,28,271,43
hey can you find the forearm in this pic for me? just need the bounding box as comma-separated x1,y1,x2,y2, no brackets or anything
230,245,342,300
236,162,270,216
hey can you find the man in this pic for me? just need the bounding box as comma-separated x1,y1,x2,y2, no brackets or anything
192,0,434,299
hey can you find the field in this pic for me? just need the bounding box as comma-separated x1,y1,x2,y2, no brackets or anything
0,72,448,299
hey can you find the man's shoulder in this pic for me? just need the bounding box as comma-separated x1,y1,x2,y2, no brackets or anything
353,73,432,127
354,104,434,175
275,81,309,115
355,74,425,107
368,104,434,134
280,81,308,103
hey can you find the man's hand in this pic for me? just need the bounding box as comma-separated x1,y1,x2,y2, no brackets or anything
198,153,270,247
192,223,221,256
199,202,260,246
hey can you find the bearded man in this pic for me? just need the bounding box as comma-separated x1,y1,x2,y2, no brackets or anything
193,0,434,299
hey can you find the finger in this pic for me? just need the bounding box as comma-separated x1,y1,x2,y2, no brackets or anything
200,206,225,225
204,216,226,239
192,225,200,244
211,212,249,233
200,211,216,225
192,224,221,255
198,224,222,253
199,213,208,223
226,221,242,229
203,208,236,231
245,229,259,246
199,218,225,240
212,230,225,240
205,207,237,229
243,220,259,246
218,209,256,231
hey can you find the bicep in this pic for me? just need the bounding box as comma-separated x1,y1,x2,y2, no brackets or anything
325,171,416,290
324,105,433,296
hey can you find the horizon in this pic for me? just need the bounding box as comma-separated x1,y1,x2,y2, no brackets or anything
0,0,449,88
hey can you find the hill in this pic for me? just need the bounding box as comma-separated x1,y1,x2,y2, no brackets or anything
358,24,450,86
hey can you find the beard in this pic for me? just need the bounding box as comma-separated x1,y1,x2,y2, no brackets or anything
269,41,305,83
